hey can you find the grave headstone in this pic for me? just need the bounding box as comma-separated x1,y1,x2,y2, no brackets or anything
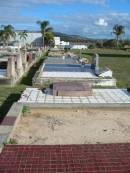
91,53,99,71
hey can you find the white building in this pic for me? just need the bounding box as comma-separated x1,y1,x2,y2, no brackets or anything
54,37,61,45
54,37,70,48
71,44,88,50
11,31,43,47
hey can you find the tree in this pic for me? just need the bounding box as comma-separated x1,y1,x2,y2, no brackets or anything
103,39,115,48
0,25,16,46
112,24,125,48
18,30,28,48
37,20,53,49
44,32,54,48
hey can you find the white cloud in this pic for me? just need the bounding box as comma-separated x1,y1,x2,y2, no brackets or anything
95,18,108,26
0,0,130,38
81,0,106,4
52,12,130,38
0,11,130,38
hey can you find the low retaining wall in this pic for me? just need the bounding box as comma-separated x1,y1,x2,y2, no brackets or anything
34,77,116,88
0,78,11,85
0,103,23,152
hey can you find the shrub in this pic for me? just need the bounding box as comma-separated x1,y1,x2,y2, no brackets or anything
4,138,17,145
22,106,30,116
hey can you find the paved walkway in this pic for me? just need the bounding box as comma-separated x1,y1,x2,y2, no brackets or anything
0,144,130,173
18,88,130,104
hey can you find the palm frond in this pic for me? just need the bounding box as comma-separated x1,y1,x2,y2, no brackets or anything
45,27,53,32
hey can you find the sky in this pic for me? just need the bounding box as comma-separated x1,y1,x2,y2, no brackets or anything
0,0,130,38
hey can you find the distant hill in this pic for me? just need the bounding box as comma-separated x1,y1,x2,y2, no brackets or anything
16,30,107,43
53,32,95,43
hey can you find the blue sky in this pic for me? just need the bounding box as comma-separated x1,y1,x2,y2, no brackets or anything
0,0,130,38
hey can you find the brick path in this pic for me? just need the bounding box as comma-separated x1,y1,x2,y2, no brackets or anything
0,117,16,126
0,144,130,173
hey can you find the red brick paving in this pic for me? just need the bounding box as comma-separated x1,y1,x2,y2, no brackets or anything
0,144,130,173
0,117,16,126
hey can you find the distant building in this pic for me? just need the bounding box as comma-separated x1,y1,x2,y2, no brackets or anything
7,31,88,49
54,37,70,49
124,45,130,51
10,31,43,48
54,37,61,45
70,43,88,50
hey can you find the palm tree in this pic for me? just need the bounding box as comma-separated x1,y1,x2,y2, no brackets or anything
37,20,53,49
112,24,125,48
18,30,28,49
44,32,54,48
0,25,16,46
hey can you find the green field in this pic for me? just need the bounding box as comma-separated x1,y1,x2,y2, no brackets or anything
72,48,130,88
0,56,45,121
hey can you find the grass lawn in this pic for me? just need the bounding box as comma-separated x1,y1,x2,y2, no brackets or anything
72,48,130,88
0,56,46,122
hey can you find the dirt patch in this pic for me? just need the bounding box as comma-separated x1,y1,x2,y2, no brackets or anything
12,108,130,145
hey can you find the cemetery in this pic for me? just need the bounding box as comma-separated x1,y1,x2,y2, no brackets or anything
1,50,130,173
19,51,130,105
33,53,116,87
1,1,130,172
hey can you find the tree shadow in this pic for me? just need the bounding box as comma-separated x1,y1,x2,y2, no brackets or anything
0,57,46,123
20,58,44,86
0,93,21,124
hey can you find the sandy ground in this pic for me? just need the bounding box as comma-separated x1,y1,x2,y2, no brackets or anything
12,108,130,145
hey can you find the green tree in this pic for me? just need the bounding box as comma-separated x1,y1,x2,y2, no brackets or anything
112,24,125,48
44,32,54,48
18,30,28,48
0,25,16,46
37,20,53,49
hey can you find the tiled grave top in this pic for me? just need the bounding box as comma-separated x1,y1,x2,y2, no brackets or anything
45,56,78,64
18,88,130,106
44,64,92,72
42,63,97,78
1,144,130,173
41,71,97,78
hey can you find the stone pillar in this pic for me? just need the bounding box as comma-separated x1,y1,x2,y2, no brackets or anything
6,56,16,79
21,49,27,70
16,53,23,77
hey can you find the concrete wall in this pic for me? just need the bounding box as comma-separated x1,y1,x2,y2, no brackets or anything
34,76,116,88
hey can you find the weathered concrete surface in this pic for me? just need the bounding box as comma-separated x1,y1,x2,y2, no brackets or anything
0,103,23,152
